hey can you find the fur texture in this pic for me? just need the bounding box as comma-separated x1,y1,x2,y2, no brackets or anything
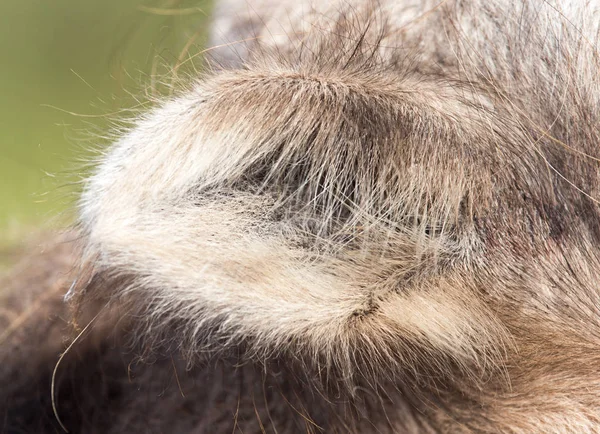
3,0,600,432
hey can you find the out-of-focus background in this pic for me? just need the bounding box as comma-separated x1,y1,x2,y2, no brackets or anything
0,0,211,258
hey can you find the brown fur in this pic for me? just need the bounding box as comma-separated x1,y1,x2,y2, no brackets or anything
3,0,600,432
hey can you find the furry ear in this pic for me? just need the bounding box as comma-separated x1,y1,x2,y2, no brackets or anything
77,0,576,397
76,53,521,398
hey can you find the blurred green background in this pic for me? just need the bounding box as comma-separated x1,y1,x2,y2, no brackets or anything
0,0,211,249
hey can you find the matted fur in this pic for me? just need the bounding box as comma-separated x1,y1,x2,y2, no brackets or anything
3,0,600,432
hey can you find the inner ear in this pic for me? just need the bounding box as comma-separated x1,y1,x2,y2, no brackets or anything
191,69,504,251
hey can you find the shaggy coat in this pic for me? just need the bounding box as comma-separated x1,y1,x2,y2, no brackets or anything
2,0,600,432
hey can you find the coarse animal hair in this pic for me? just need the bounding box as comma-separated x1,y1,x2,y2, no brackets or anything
2,0,600,432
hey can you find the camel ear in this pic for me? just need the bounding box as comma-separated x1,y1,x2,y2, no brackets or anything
73,61,512,394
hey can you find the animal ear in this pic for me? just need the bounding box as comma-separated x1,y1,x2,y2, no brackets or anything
74,63,517,394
